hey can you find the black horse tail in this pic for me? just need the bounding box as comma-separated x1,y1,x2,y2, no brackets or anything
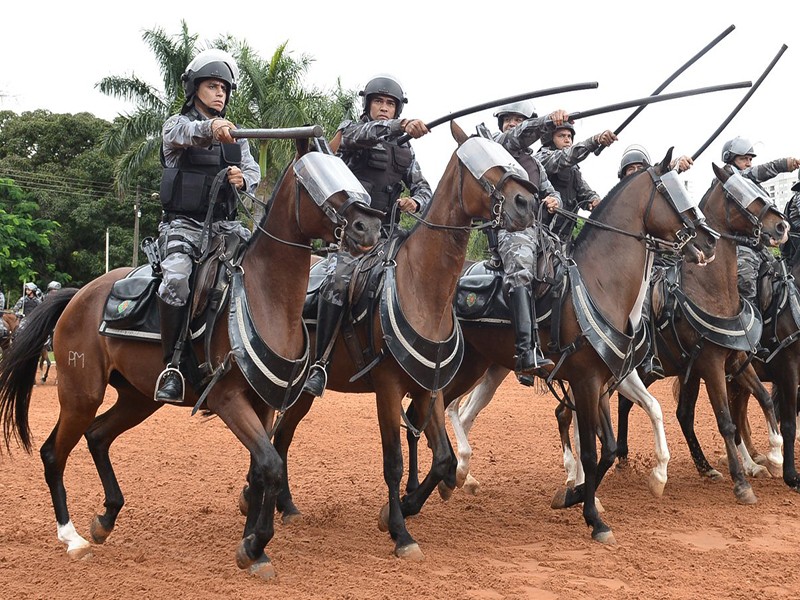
0,288,78,453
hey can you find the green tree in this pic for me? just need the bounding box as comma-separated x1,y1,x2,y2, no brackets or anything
0,177,58,293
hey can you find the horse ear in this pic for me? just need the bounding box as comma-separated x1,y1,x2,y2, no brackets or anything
451,120,467,145
712,162,730,184
329,130,342,154
296,137,309,157
660,147,675,172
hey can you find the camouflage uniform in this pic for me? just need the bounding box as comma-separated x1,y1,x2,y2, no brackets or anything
735,159,794,302
319,115,432,307
781,188,800,261
157,107,259,307
535,136,603,243
493,116,561,291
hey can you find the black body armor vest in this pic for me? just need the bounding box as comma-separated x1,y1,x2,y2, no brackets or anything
345,143,412,222
160,142,241,221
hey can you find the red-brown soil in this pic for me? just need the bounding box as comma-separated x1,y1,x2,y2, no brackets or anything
2,365,799,599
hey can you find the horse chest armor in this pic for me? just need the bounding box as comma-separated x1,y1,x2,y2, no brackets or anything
379,265,464,392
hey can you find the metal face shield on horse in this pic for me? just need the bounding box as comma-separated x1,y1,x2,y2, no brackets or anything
455,137,537,228
649,167,719,259
293,152,384,227
723,170,788,246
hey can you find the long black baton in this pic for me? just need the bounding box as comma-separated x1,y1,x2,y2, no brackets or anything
568,81,751,121
595,23,736,156
395,81,599,144
231,125,324,139
690,44,788,161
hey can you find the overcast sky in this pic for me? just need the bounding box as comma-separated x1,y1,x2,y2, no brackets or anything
2,0,797,199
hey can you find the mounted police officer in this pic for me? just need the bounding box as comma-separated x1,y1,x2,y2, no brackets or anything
302,74,432,398
490,100,571,382
722,137,800,306
535,122,617,243
13,283,41,317
45,281,61,298
783,172,800,261
154,48,260,404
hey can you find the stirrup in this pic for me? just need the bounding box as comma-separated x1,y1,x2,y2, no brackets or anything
154,367,185,404
641,355,665,381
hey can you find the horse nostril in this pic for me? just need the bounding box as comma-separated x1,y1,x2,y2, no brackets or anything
353,220,366,233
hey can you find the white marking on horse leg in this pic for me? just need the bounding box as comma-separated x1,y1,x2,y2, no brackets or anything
766,423,784,470
572,411,585,487
737,440,768,478
57,521,91,556
446,397,472,488
563,443,577,487
617,372,670,494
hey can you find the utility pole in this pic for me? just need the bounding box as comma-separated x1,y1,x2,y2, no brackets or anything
132,186,141,267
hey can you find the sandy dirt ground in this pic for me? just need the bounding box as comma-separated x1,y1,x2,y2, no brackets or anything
2,364,800,600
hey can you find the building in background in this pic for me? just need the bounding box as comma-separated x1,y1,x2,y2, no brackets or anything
762,172,795,213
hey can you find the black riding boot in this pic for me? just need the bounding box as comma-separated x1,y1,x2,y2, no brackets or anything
155,299,188,404
302,299,346,397
639,318,665,382
509,286,553,385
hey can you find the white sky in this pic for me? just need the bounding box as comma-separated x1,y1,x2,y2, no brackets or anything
2,0,798,198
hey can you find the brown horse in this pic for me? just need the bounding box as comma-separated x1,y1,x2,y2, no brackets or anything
417,150,719,544
268,121,541,559
720,250,800,493
613,165,788,503
0,136,383,579
0,312,19,352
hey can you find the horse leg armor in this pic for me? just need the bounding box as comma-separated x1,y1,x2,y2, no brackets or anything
155,298,188,404
302,298,346,397
509,286,553,385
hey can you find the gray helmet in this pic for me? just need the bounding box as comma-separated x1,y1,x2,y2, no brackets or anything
493,100,537,131
721,136,756,164
181,49,239,116
359,74,408,117
540,121,576,147
24,282,37,292
47,281,61,292
618,144,652,179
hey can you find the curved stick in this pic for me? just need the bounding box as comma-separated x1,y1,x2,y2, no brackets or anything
595,24,735,156
231,125,324,140
691,44,788,161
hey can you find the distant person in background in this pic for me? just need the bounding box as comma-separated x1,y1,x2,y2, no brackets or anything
0,288,5,310
13,283,42,317
45,281,62,299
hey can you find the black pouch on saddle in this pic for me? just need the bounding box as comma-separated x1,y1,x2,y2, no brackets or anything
455,273,504,320
103,269,158,330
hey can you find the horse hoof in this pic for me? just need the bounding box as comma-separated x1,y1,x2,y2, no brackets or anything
281,510,302,526
551,487,568,509
89,516,112,544
395,543,424,560
767,461,783,478
702,468,725,482
752,453,768,466
592,529,617,545
437,481,454,501
378,504,390,533
648,472,667,498
749,465,770,479
238,486,249,516
455,466,468,488
247,555,276,580
236,535,256,569
462,474,481,496
735,485,758,505
66,544,93,560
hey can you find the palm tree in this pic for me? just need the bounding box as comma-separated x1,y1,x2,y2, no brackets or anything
97,22,359,202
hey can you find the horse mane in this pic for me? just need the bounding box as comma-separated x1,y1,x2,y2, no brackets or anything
571,174,637,251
